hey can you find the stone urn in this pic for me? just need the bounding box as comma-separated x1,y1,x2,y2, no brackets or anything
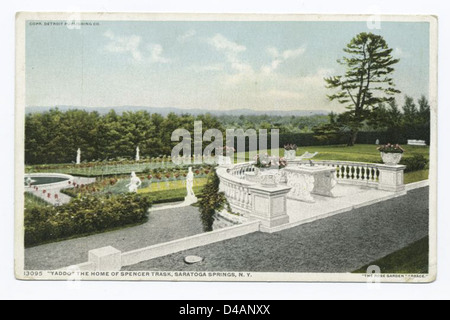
381,152,403,165
217,155,232,166
284,149,297,161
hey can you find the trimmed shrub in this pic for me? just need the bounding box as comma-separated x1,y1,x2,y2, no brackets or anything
25,194,152,247
198,170,226,232
401,154,429,173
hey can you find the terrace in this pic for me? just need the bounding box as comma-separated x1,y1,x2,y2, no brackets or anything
218,157,414,233
50,152,429,275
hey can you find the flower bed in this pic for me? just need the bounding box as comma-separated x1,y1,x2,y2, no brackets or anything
61,166,212,198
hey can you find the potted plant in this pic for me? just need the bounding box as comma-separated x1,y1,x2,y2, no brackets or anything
378,143,405,165
254,154,288,169
253,154,288,186
284,144,298,161
254,154,272,171
217,146,235,166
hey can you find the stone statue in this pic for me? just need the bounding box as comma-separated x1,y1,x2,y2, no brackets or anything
136,146,140,162
376,139,380,145
76,148,81,165
185,167,198,204
126,171,142,193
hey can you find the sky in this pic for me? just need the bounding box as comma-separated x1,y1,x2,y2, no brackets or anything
25,19,430,113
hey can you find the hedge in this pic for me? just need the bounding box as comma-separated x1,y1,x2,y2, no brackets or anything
356,127,430,145
400,154,429,173
24,194,152,247
229,127,430,152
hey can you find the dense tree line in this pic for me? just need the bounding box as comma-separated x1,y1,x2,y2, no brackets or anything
314,95,431,146
25,96,430,165
215,114,329,134
25,109,224,165
24,109,330,165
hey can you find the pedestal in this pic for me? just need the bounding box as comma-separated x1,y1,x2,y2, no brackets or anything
377,164,406,193
184,195,198,205
218,156,232,166
248,185,291,230
284,166,337,203
88,246,122,271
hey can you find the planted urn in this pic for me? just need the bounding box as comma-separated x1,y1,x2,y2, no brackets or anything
377,144,405,165
284,144,298,161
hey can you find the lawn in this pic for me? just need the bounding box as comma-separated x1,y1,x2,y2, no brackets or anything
61,175,208,204
26,161,180,176
405,170,429,184
140,185,205,204
353,237,429,274
238,144,430,163
137,178,207,194
294,144,429,162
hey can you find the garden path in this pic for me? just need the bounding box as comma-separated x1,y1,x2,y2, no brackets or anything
25,204,204,270
26,177,96,205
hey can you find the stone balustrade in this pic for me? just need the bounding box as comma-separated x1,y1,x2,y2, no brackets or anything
217,166,291,231
227,162,257,179
226,160,384,187
289,160,382,187
217,167,255,216
216,158,406,231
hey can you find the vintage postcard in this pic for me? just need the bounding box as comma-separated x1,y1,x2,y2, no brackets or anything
15,13,438,282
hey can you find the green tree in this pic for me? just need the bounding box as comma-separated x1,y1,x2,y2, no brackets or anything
418,95,431,124
313,112,341,142
388,99,403,127
198,170,226,232
402,95,419,126
325,32,401,146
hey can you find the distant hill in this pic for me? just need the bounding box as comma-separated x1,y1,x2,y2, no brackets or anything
25,106,329,117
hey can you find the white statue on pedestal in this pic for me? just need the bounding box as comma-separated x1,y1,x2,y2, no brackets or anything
136,146,140,162
185,167,198,204
127,171,142,193
76,148,81,165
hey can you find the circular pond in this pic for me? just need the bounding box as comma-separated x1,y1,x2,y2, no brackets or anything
25,174,73,187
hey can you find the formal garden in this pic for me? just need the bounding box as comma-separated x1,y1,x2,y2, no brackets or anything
24,142,430,248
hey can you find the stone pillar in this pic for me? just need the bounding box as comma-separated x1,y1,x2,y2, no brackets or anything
88,246,122,271
248,185,291,231
377,164,406,193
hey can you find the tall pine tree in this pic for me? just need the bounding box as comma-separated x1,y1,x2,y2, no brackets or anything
325,33,401,146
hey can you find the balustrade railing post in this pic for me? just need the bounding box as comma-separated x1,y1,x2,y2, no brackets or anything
377,164,406,193
247,184,291,231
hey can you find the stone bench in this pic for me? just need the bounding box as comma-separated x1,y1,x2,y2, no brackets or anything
407,140,427,146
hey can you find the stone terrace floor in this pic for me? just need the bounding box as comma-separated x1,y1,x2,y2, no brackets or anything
285,184,402,230
123,187,429,273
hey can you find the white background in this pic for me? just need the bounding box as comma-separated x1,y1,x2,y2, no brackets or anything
1,0,449,300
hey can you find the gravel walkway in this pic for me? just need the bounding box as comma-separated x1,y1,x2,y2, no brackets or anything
25,205,204,270
26,177,96,205
124,187,429,273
